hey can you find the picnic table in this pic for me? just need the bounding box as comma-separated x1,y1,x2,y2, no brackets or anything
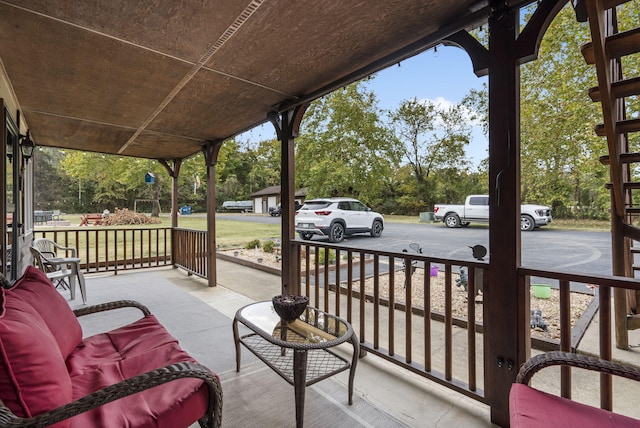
79,213,103,226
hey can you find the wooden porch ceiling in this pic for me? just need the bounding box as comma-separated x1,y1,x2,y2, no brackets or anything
0,0,510,160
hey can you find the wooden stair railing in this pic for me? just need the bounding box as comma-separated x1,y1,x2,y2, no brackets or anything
580,0,640,349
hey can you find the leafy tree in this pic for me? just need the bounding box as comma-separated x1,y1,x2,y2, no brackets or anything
520,5,608,218
61,151,170,214
296,82,402,206
388,98,472,210
33,147,76,211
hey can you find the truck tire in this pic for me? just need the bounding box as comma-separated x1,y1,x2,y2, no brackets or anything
444,213,461,228
521,214,535,231
329,222,345,243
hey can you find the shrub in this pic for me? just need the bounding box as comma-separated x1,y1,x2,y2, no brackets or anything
245,239,261,250
318,248,336,264
263,240,275,253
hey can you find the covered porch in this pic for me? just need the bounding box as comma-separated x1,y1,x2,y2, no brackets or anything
2,0,640,425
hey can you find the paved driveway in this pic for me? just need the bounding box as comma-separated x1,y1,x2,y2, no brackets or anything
217,214,614,281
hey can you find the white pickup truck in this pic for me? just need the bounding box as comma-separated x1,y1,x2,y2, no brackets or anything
433,195,552,231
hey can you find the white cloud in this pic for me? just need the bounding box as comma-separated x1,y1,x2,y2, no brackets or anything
414,96,483,128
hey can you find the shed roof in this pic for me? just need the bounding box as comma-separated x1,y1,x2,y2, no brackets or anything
0,0,508,160
252,185,306,197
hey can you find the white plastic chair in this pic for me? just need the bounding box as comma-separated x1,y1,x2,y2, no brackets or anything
31,238,87,303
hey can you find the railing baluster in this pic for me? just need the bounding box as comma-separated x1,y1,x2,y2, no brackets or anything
405,254,412,364
468,266,477,391
324,248,329,312
359,251,366,344
389,256,395,356
335,249,341,317
445,263,452,381
424,262,431,371
105,230,110,271
559,279,572,399
373,254,379,350
114,229,119,274
347,251,353,324
304,245,310,297
599,284,612,410
314,245,320,308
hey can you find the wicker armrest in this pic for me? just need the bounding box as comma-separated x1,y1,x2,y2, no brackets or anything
516,351,640,386
0,362,223,428
73,300,151,318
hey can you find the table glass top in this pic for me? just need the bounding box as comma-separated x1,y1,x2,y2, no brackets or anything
238,301,350,345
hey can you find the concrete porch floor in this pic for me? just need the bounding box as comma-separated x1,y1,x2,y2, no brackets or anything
68,259,640,426
176,259,494,427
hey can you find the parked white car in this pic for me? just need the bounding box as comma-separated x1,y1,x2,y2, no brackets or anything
295,198,384,243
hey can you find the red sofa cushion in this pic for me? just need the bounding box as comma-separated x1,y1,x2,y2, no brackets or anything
66,314,209,428
10,266,82,358
510,383,640,427
0,285,73,425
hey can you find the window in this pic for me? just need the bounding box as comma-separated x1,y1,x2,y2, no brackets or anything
469,196,488,206
3,108,19,281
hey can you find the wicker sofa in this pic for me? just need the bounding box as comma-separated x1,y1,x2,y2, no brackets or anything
0,266,222,427
510,351,640,427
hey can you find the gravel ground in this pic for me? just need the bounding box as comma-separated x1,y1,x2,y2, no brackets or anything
220,249,595,340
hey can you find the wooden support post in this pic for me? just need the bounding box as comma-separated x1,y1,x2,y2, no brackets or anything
158,159,182,267
486,3,527,426
268,105,308,295
203,141,224,287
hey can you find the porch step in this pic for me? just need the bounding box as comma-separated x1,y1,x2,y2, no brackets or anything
605,182,640,190
581,26,640,64
589,76,640,102
599,152,640,165
595,118,640,137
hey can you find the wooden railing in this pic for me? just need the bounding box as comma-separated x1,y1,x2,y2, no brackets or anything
519,267,640,410
293,240,640,411
172,228,208,278
35,227,172,273
294,240,489,403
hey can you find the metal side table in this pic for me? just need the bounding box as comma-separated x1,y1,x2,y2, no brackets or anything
233,301,359,428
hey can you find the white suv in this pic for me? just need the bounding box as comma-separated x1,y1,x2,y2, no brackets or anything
295,198,384,243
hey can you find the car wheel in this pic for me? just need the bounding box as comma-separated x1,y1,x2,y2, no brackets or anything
329,223,345,243
444,214,461,228
521,215,535,231
298,232,313,240
370,220,383,237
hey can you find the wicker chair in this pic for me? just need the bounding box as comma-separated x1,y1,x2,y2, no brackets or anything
510,351,640,427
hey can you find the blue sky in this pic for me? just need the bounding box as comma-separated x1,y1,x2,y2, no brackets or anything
241,46,488,166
